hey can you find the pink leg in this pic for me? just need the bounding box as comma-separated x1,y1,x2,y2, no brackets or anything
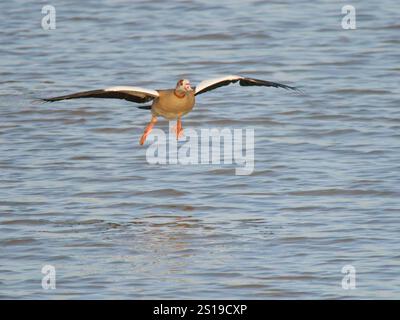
176,117,184,140
140,116,157,145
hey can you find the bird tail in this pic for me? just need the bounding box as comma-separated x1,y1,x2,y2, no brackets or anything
137,105,152,110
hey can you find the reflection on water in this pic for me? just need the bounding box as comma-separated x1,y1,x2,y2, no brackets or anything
1,0,400,299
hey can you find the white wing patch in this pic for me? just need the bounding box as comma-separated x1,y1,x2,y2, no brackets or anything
105,86,159,97
195,75,242,94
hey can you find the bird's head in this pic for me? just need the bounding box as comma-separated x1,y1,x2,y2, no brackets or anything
175,79,193,93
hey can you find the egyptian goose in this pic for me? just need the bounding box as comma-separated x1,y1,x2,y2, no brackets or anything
43,75,299,145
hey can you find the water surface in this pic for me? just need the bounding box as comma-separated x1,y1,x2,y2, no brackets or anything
1,0,400,299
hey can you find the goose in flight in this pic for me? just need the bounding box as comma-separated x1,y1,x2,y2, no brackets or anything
43,75,299,145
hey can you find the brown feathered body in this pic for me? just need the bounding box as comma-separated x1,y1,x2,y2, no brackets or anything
152,89,195,120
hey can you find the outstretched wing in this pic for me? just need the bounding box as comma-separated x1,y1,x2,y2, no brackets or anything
194,75,299,96
42,86,159,104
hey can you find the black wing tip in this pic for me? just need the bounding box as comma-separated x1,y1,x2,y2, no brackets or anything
283,85,304,95
38,95,70,102
40,98,55,102
240,77,304,94
31,97,53,104
290,86,306,95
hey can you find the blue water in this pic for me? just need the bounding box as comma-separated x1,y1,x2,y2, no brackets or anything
1,0,400,299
